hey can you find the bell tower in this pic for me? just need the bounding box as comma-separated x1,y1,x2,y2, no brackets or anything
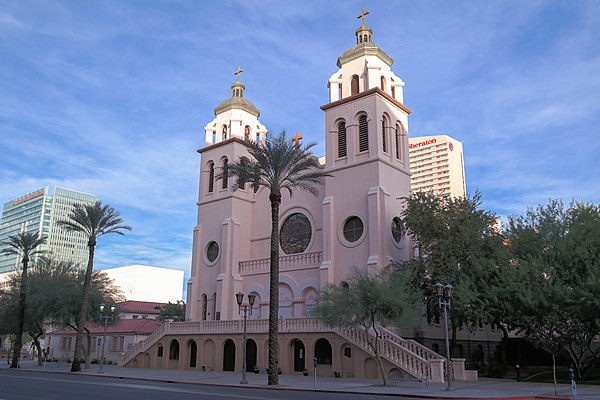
320,11,412,285
187,69,267,322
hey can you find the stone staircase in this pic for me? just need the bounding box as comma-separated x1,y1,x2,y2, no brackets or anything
121,318,454,383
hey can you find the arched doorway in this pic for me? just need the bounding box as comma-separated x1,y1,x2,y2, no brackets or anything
246,339,257,372
223,339,236,371
188,340,197,368
292,339,305,372
314,338,332,365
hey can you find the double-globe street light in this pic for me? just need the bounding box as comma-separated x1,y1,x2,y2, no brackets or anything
98,304,116,374
236,291,256,384
434,282,454,391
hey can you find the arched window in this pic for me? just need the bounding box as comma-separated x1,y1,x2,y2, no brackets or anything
253,164,260,193
351,75,359,95
208,162,215,193
381,115,389,153
380,76,386,92
358,115,369,152
395,123,403,160
244,126,251,141
222,125,228,141
314,338,332,365
303,287,318,317
238,157,249,190
222,158,228,189
363,34,368,43
391,85,396,99
201,293,207,320
169,340,180,360
337,121,347,158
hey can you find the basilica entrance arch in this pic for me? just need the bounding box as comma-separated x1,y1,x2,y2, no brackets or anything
292,339,305,372
223,339,236,371
246,339,257,372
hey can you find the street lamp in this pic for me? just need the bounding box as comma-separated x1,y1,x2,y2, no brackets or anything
236,291,256,384
434,282,453,391
98,304,116,374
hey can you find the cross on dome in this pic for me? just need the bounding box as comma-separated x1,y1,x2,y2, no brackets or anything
357,8,369,27
234,66,244,82
355,8,373,45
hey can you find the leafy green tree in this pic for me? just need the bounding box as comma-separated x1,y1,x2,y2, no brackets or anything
399,191,508,359
0,230,45,368
506,200,600,379
158,300,186,322
221,131,329,385
0,258,123,366
316,267,415,386
57,201,131,372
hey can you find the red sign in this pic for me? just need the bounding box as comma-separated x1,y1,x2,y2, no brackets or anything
13,189,45,205
408,139,436,149
449,143,454,151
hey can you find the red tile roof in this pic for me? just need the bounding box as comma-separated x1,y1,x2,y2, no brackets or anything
49,318,163,335
118,300,166,314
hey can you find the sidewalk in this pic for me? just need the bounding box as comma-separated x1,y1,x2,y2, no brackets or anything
2,359,599,400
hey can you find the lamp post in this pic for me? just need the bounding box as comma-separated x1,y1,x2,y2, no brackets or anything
98,304,116,374
236,291,256,384
434,282,453,391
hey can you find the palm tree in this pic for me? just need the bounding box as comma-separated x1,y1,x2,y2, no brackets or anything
0,230,45,368
222,131,329,385
57,200,131,372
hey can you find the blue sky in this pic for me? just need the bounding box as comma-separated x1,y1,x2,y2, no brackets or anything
1,1,599,279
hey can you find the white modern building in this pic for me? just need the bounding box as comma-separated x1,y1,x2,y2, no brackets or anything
103,265,185,303
408,135,466,199
0,187,97,274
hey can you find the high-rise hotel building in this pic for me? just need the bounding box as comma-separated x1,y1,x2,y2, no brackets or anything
408,135,466,199
0,187,97,274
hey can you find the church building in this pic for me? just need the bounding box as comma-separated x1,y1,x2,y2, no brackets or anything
122,13,485,383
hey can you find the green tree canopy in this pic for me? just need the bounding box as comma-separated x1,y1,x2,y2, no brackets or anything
57,200,131,372
316,267,416,385
506,200,600,379
0,230,45,368
158,300,186,322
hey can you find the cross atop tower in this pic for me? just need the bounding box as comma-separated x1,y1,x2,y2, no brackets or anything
234,66,244,82
292,132,303,148
357,8,369,27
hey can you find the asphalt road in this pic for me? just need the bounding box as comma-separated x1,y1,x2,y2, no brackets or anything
0,370,420,400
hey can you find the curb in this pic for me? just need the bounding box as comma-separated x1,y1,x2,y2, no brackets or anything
0,367,570,400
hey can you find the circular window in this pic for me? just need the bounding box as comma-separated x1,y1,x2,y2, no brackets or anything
206,241,219,263
280,213,312,254
391,217,404,243
343,216,364,242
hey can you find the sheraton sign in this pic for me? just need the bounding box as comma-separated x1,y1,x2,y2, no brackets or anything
13,189,45,205
408,138,436,149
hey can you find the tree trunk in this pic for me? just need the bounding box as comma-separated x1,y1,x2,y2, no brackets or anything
84,328,92,369
498,322,509,373
370,315,387,386
552,354,557,396
30,327,43,366
10,257,29,369
71,241,95,372
267,192,281,385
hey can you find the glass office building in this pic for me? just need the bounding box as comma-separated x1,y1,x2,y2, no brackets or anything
0,187,97,274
